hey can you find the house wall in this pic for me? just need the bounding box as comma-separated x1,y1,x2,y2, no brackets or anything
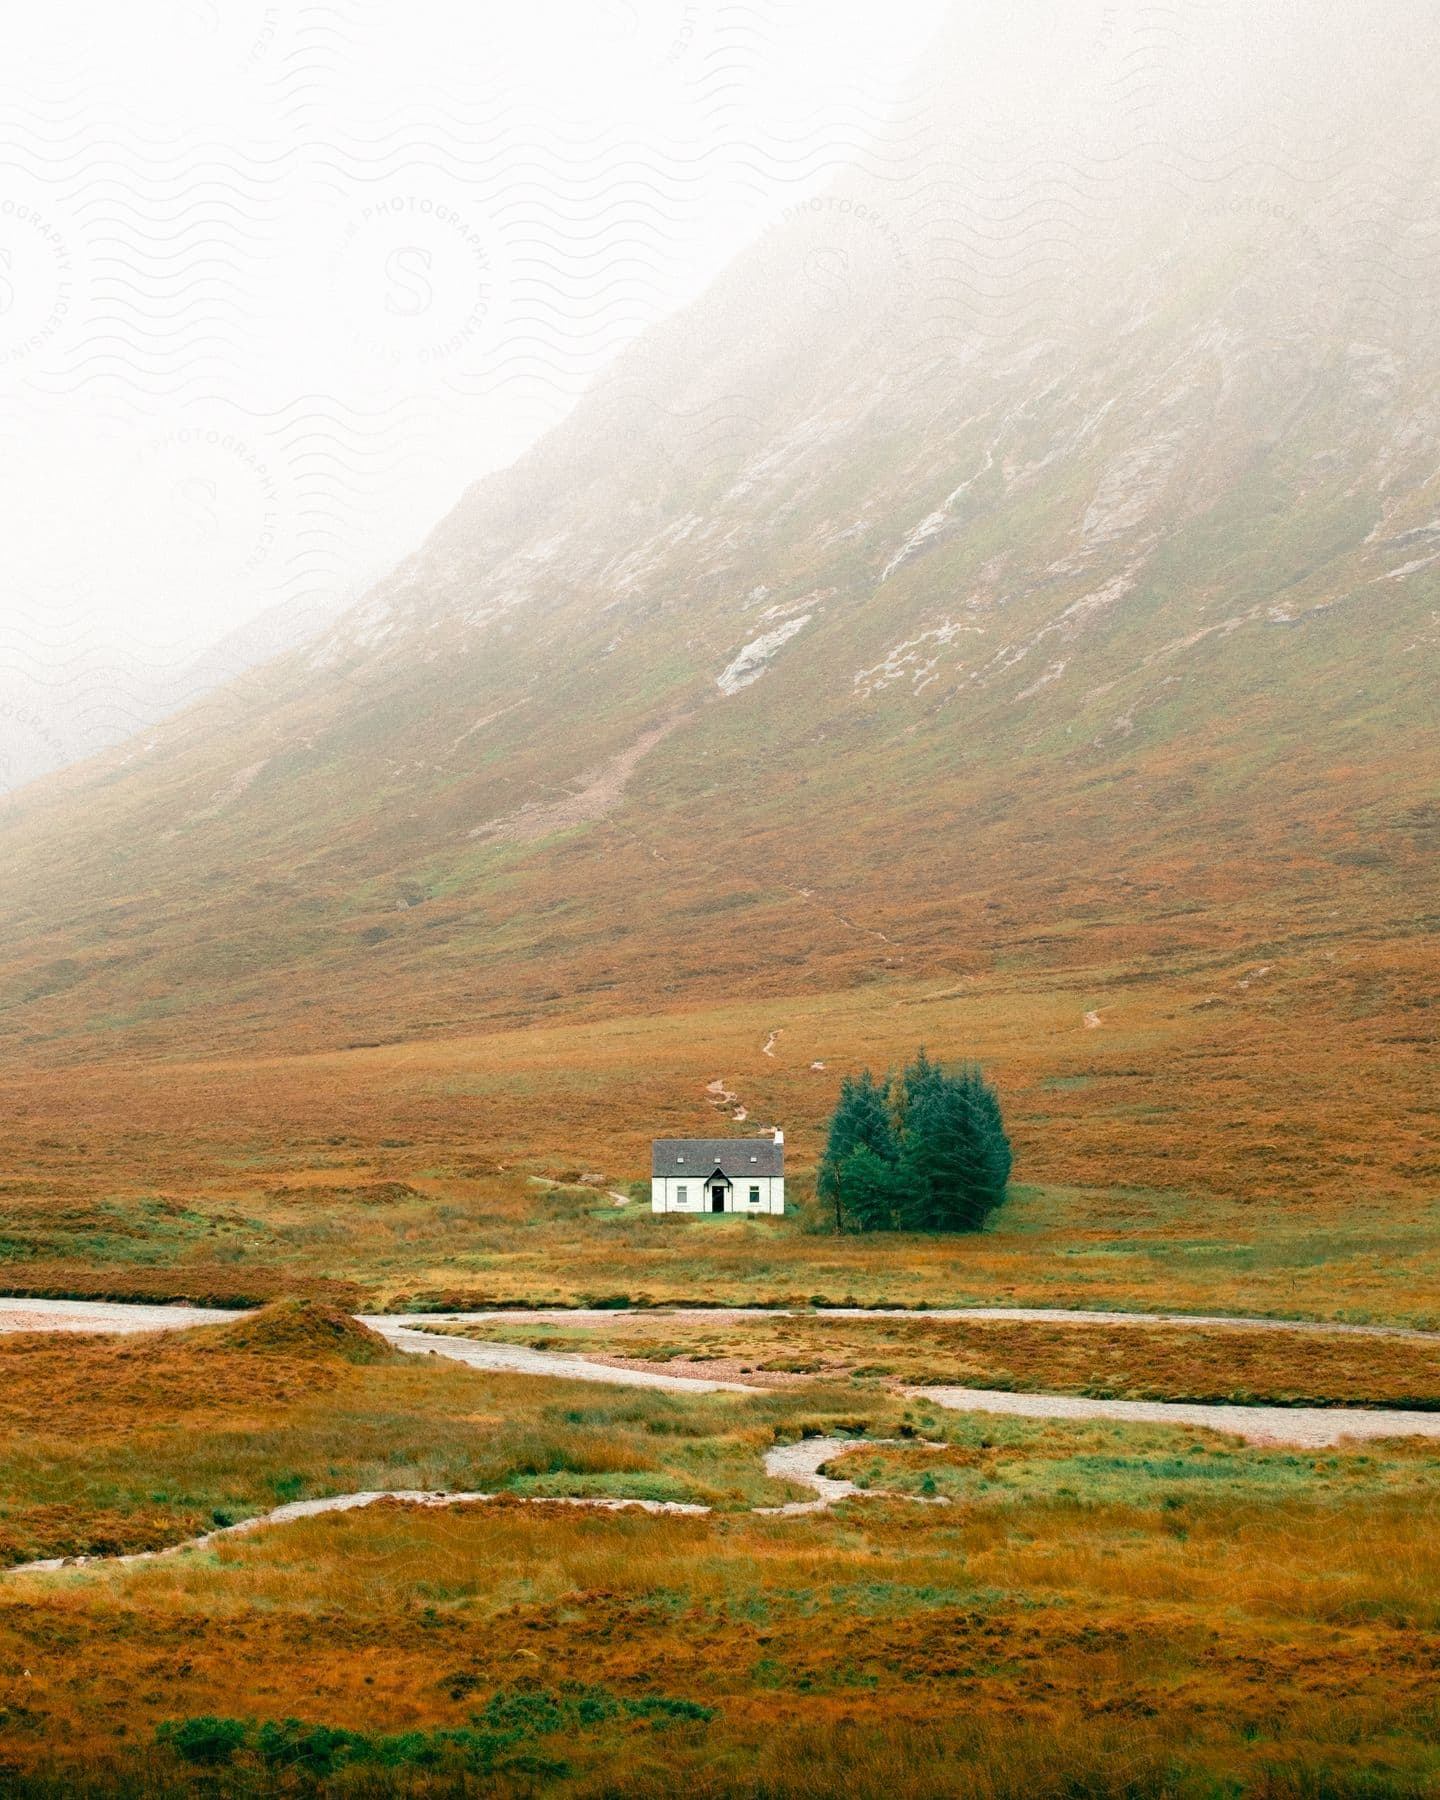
651,1173,784,1216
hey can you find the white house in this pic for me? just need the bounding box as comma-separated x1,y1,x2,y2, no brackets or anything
651,1131,785,1216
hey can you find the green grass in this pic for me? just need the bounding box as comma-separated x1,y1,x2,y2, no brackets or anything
5,1321,1440,1796
831,1411,1440,1512
0,1337,891,1565
7,1167,1440,1326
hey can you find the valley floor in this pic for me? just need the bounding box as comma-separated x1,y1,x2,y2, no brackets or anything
0,969,1435,1326
0,963,1434,1794
1,1300,1439,1796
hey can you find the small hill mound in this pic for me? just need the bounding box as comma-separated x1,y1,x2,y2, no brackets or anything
207,1299,392,1364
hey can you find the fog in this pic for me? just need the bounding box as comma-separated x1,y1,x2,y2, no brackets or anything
3,0,1435,792
0,0,946,786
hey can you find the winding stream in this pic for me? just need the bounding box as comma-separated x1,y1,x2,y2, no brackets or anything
5,1294,1439,1576
5,1296,1440,1452
3,1437,914,1576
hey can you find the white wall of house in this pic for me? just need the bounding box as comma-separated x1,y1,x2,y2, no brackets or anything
651,1172,784,1216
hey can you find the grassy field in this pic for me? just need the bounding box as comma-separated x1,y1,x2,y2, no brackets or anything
0,968,1435,1325
1,944,1434,1793
2,1164,1436,1324
0,1305,868,1566
3,1308,1440,1797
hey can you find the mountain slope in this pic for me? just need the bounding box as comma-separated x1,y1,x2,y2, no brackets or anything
0,591,349,797
0,1,1435,1208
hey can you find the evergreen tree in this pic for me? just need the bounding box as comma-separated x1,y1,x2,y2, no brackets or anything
816,1069,898,1231
893,1045,940,1140
907,1071,993,1230
817,1050,1012,1234
961,1060,1013,1210
890,1048,945,1228
837,1142,905,1232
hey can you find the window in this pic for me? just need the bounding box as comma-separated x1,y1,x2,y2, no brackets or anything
749,1185,761,1204
676,1155,685,1163
676,1184,688,1203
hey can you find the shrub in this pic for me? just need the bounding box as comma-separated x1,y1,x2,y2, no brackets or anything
256,1719,356,1776
153,1687,714,1783
156,1716,248,1768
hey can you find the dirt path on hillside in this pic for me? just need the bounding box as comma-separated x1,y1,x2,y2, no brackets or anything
706,1077,747,1123
468,714,688,846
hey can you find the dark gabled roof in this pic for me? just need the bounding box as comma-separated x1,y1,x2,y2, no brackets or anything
652,1137,783,1178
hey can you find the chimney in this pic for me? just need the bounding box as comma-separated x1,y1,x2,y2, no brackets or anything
773,1127,784,1146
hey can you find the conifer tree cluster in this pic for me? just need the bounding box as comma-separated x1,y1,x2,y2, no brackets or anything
816,1049,1012,1233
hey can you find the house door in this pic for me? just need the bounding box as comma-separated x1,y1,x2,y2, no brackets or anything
711,1186,726,1212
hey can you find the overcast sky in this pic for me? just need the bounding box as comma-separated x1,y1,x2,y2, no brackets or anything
0,0,948,786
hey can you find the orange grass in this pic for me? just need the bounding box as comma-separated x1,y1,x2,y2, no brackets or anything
0,969,1436,1323
0,1319,887,1564
2,1327,1440,1794
5,1468,1440,1796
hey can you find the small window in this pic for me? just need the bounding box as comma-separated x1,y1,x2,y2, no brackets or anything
676,1184,688,1202
749,1185,761,1204
676,1155,685,1163
750,1155,758,1162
